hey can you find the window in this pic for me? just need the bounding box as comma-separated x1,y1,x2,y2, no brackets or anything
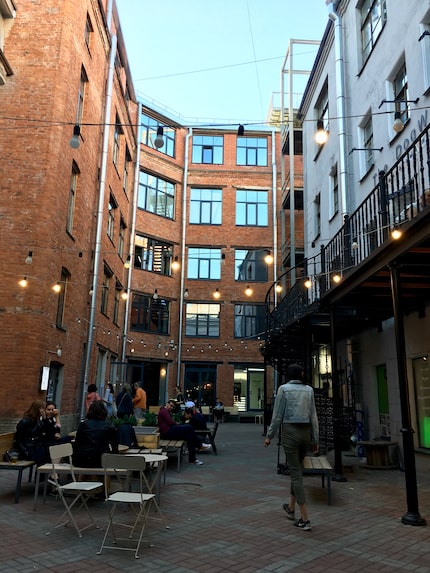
362,116,374,172
118,217,126,259
185,303,220,337
101,267,112,315
316,82,329,132
329,167,339,219
55,268,70,328
123,146,131,194
76,67,88,125
314,193,321,239
192,135,223,164
421,21,430,92
138,172,175,219
113,281,122,325
234,304,265,338
84,14,93,52
190,188,222,224
141,112,175,157
107,192,117,241
237,137,267,166
113,115,122,168
187,248,221,279
235,249,269,281
236,190,268,226
66,162,79,235
360,0,386,63
130,294,170,334
134,235,173,275
393,63,410,126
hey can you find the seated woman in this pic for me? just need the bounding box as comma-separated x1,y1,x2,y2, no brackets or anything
72,400,118,467
45,401,72,447
15,400,50,465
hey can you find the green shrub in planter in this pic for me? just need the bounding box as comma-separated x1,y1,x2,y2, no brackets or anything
141,412,158,426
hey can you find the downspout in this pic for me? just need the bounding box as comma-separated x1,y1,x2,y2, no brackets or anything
327,1,348,217
287,41,296,283
271,130,278,297
81,18,117,420
176,128,192,390
121,103,143,368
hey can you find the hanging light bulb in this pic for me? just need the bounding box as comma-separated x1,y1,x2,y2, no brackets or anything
52,282,61,293
332,273,342,284
245,285,253,297
183,288,189,298
315,119,329,145
391,226,402,240
393,111,404,133
264,250,274,264
171,256,180,271
154,126,164,148
69,124,81,149
19,276,28,288
237,124,245,136
213,287,221,299
304,277,312,289
153,289,159,300
124,255,131,269
275,283,282,293
121,291,128,300
25,251,33,264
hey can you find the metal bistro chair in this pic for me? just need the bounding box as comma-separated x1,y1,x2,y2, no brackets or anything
97,453,156,559
46,442,103,538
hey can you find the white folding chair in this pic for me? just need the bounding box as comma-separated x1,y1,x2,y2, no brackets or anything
97,453,156,559
46,443,103,538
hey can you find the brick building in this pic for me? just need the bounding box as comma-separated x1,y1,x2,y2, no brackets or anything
0,0,301,429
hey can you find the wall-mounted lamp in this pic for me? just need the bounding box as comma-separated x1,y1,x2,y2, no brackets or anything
237,125,245,136
124,255,131,269
378,98,419,132
183,288,189,298
171,256,180,271
154,126,164,148
391,226,402,240
378,97,419,109
47,346,62,358
264,250,274,265
213,287,221,299
153,289,159,300
315,119,329,145
19,276,28,288
245,285,253,297
69,124,81,149
304,277,312,289
25,251,33,265
52,282,61,293
349,147,383,154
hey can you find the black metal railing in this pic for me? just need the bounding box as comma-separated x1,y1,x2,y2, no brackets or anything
266,120,430,338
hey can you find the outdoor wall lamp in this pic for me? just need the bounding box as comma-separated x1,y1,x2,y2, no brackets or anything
378,98,419,133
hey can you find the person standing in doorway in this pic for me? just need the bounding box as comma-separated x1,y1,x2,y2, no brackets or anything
132,382,147,420
264,364,319,531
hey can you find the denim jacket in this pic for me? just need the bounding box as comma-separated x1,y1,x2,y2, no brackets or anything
266,380,319,443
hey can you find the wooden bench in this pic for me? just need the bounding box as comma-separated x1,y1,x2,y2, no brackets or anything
0,431,36,503
159,439,185,472
195,421,219,455
302,455,333,505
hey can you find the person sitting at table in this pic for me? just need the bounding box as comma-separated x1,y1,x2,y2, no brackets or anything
158,400,210,466
15,400,50,465
213,397,224,422
183,406,208,431
45,401,72,446
72,400,118,467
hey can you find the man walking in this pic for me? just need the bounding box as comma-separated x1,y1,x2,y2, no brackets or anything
264,364,319,531
132,382,147,420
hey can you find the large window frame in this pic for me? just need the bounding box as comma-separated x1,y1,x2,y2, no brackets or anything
185,303,220,337
192,135,223,164
235,190,268,226
138,171,175,219
187,248,221,280
189,188,222,225
134,235,174,276
236,137,268,166
66,161,79,235
234,303,266,339
55,268,70,328
235,249,269,281
141,112,175,157
360,0,386,64
130,293,170,334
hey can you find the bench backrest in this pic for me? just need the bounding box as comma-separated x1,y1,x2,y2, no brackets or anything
0,432,15,454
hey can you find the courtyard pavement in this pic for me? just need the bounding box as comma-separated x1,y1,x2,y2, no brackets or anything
1,422,430,572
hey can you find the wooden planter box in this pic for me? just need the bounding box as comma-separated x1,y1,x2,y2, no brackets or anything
133,426,160,449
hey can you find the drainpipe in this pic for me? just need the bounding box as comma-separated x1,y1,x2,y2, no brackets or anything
327,1,348,218
121,103,143,370
271,130,278,293
81,15,117,420
176,129,192,391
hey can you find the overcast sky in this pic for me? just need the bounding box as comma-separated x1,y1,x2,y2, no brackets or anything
116,0,329,126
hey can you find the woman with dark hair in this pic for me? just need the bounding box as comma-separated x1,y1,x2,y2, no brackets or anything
15,400,49,465
85,383,101,413
72,400,118,467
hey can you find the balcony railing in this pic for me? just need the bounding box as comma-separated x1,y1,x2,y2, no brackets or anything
266,121,430,335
